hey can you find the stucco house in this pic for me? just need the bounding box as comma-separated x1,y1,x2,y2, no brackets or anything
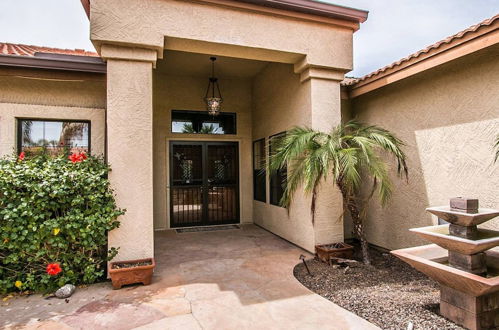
0,0,497,264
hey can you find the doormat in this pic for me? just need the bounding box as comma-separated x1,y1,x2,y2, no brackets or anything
176,225,240,233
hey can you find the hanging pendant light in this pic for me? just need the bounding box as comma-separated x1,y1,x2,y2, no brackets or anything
204,57,223,116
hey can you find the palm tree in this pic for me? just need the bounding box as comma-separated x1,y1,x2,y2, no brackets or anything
21,120,33,145
59,122,86,145
269,120,408,264
181,123,196,133
181,123,218,134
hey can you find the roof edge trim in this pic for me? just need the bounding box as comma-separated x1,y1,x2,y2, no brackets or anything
79,0,367,24
235,0,368,23
81,0,90,18
345,14,499,98
0,54,106,73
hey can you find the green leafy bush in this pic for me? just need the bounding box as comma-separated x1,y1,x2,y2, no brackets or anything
0,153,123,293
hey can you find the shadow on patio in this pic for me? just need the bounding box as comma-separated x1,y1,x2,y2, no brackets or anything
1,225,378,329
152,224,310,305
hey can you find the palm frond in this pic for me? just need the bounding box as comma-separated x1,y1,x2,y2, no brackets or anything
268,119,408,221
338,148,361,194
362,152,393,205
353,122,409,180
270,127,338,210
279,156,307,208
268,127,318,172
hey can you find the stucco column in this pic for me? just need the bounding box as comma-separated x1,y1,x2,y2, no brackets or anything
301,67,346,246
103,45,158,261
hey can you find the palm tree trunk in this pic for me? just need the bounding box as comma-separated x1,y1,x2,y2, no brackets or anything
337,182,371,265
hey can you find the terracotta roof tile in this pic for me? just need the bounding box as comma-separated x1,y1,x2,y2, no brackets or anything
0,42,98,57
341,76,358,85
342,13,499,87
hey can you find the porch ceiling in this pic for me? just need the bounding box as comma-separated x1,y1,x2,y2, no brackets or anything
156,50,269,79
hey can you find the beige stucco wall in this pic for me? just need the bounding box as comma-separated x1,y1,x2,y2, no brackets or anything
0,68,106,157
88,0,354,71
252,63,345,252
106,59,155,261
0,68,106,109
349,45,499,250
152,71,253,230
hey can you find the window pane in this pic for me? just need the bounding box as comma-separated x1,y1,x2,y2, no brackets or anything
44,121,63,143
62,122,89,148
269,132,287,207
172,121,193,133
171,110,236,134
253,139,266,202
19,119,90,157
22,120,43,146
202,122,224,134
253,139,265,170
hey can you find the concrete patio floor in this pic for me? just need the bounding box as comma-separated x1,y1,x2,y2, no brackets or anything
1,225,379,329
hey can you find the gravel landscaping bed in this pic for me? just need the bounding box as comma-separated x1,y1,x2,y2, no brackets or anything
294,245,464,330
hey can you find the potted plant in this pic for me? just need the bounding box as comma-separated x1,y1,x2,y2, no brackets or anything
109,258,155,289
315,242,354,264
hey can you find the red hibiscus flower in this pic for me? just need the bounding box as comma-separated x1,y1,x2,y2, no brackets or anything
68,152,87,163
18,152,25,161
46,263,62,276
68,153,80,163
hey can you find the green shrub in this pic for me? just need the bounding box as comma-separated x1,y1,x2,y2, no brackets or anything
0,153,123,293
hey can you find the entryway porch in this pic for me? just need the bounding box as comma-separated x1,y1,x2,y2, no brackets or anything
147,225,378,328
87,0,365,286
145,48,346,254
0,225,378,329
105,27,349,262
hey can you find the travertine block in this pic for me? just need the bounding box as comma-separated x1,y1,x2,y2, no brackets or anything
449,224,478,239
450,197,479,212
448,251,486,275
440,286,499,330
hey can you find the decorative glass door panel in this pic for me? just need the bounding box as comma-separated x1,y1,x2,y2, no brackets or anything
171,143,203,227
206,144,238,223
170,142,239,227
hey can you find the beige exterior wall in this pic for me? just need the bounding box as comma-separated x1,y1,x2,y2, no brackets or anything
89,0,355,71
0,68,106,109
0,68,106,157
308,76,345,248
252,63,344,252
152,72,253,230
349,46,499,250
252,63,312,250
106,59,155,261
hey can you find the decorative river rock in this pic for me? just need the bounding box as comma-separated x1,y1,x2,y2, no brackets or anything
55,284,76,299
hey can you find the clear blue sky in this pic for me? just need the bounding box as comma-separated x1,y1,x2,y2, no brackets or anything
0,0,497,77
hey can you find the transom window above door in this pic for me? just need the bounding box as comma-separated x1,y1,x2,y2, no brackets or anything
171,110,236,135
18,119,90,156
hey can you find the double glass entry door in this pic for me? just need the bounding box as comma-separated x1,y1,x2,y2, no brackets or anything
170,141,239,227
